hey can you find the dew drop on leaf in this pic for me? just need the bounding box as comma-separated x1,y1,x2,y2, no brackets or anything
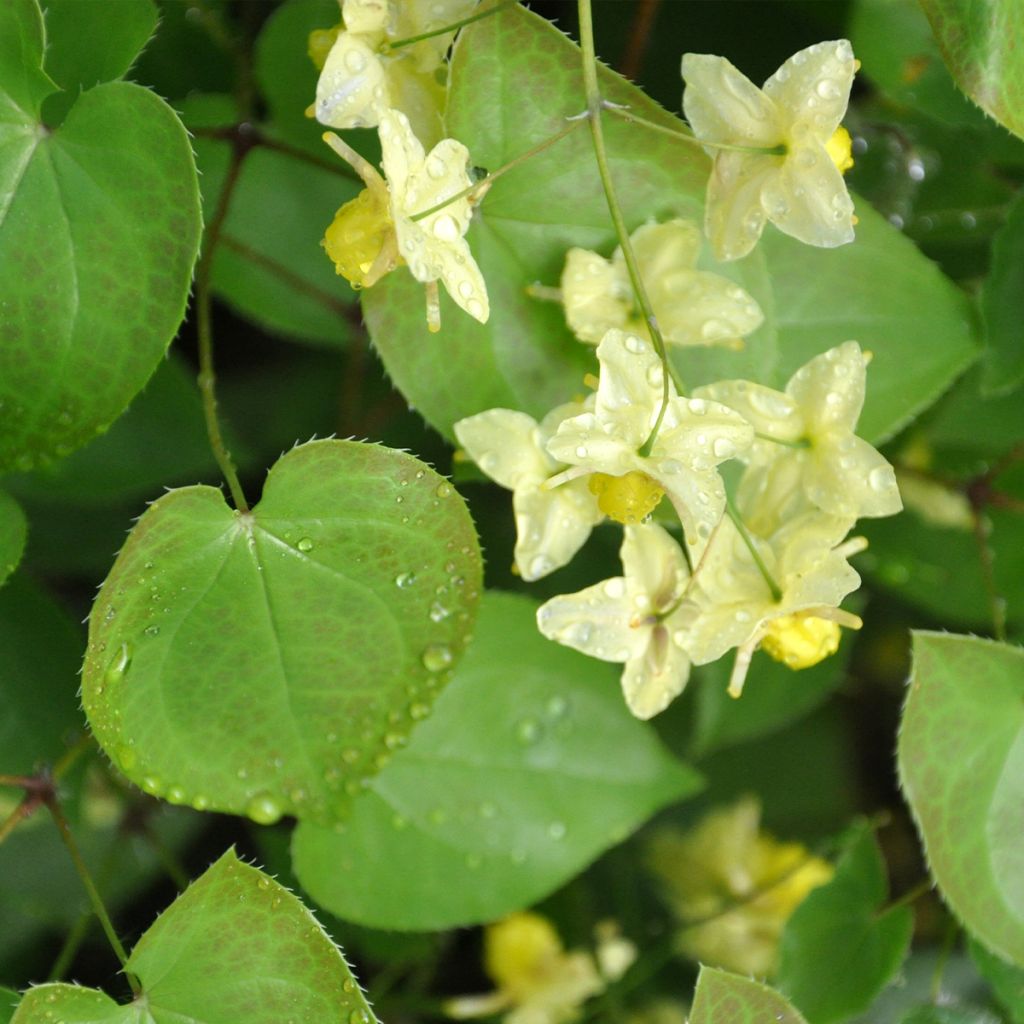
421,644,453,671
247,791,285,826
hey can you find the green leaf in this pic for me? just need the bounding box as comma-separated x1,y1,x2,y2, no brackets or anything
362,2,709,440
900,1008,1002,1024
0,988,18,1024
12,850,377,1024
82,440,482,825
292,591,701,929
690,966,809,1024
0,490,27,587
0,54,201,470
969,937,1024,1023
0,574,83,774
41,0,157,91
899,632,1024,965
0,0,54,121
981,191,1024,395
920,0,1024,140
777,824,914,1024
756,200,979,445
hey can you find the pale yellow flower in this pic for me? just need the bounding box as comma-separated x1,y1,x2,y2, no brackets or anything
682,40,858,261
536,523,696,719
561,220,763,349
648,797,834,977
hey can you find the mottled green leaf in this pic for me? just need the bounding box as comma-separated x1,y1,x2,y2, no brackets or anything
899,633,1024,964
777,825,914,1023
292,591,700,929
12,851,377,1024
0,490,26,587
0,39,201,470
82,440,482,826
969,937,1024,1023
981,190,1024,395
41,0,157,91
920,0,1024,140
690,966,809,1024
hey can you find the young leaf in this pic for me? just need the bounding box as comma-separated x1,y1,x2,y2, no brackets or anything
981,191,1024,395
690,966,810,1024
969,937,1024,1023
776,824,914,1023
82,440,482,826
899,632,1024,965
0,0,201,472
41,0,158,92
920,0,1024,140
0,491,27,587
292,591,701,929
11,850,378,1024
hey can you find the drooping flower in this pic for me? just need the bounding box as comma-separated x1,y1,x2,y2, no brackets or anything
693,342,902,532
445,912,633,1024
454,401,603,581
322,108,489,329
545,329,753,548
561,219,764,349
647,796,834,977
536,523,696,719
687,509,865,697
682,40,859,261
314,0,476,146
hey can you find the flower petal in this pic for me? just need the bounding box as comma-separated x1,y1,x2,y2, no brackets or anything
379,108,424,199
621,625,691,720
546,412,638,476
692,380,801,443
513,481,602,581
315,34,387,129
621,522,689,608
562,248,628,344
681,54,782,147
454,409,551,489
809,436,902,518
621,219,701,282
654,270,764,349
594,329,667,420
536,582,647,662
762,39,855,140
704,152,779,262
342,0,389,35
786,341,866,434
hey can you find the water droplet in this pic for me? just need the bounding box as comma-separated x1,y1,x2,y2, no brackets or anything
395,571,417,588
422,644,453,671
548,820,567,840
247,792,284,826
144,624,160,638
712,437,736,459
868,465,894,492
547,695,569,719
343,48,367,74
624,334,646,354
297,537,314,552
410,701,430,720
343,979,357,995
432,214,459,242
429,601,450,622
141,775,162,796
516,717,542,744
528,553,554,578
105,642,132,685
435,481,452,498
166,786,187,804
575,444,588,459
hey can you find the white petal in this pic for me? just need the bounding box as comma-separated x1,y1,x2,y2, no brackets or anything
342,0,388,35
760,146,855,248
809,436,903,518
546,412,638,476
620,219,701,282
660,467,727,549
562,248,628,344
621,523,689,609
379,108,424,202
762,39,855,140
681,54,782,147
692,380,801,442
594,328,668,418
537,584,647,662
315,35,387,129
621,625,691,719
655,271,764,348
704,152,778,262
433,236,490,322
786,341,866,434
513,482,602,581
454,409,550,489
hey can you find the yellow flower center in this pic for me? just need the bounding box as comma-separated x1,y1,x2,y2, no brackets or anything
826,126,854,174
588,471,665,525
307,26,341,71
321,187,395,290
760,614,840,670
485,913,562,995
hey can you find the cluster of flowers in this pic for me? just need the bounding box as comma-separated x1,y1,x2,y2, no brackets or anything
311,1,901,718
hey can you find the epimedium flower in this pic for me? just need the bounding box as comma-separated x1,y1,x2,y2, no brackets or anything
561,219,764,349
313,0,477,146
682,40,858,261
687,508,865,697
445,912,634,1024
647,796,834,977
545,329,753,548
454,401,603,581
322,108,489,330
693,341,902,532
536,523,697,720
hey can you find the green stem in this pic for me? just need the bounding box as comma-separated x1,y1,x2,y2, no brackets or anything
384,0,519,51
410,116,586,222
754,431,810,449
44,796,139,993
880,878,932,916
0,794,37,845
604,104,786,155
577,0,671,458
194,147,250,514
725,495,782,602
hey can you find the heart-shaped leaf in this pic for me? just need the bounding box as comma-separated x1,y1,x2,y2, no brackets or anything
0,0,201,471
690,966,810,1024
292,591,701,929
11,850,378,1024
82,440,482,825
899,632,1024,965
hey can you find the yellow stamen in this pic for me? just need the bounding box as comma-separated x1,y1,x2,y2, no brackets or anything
307,25,341,71
760,614,841,670
588,472,664,525
321,187,396,290
826,126,854,174
485,913,563,995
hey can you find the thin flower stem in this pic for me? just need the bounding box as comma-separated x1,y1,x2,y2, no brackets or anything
194,145,251,514
754,431,810,449
880,878,932,916
577,0,671,458
0,794,38,845
385,0,519,51
604,104,786,156
410,117,586,222
971,508,1006,641
725,495,783,601
44,795,139,992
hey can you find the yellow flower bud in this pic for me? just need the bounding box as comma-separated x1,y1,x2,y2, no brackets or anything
588,471,665,525
321,187,398,290
760,613,841,669
485,913,563,998
826,126,854,174
307,26,341,71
